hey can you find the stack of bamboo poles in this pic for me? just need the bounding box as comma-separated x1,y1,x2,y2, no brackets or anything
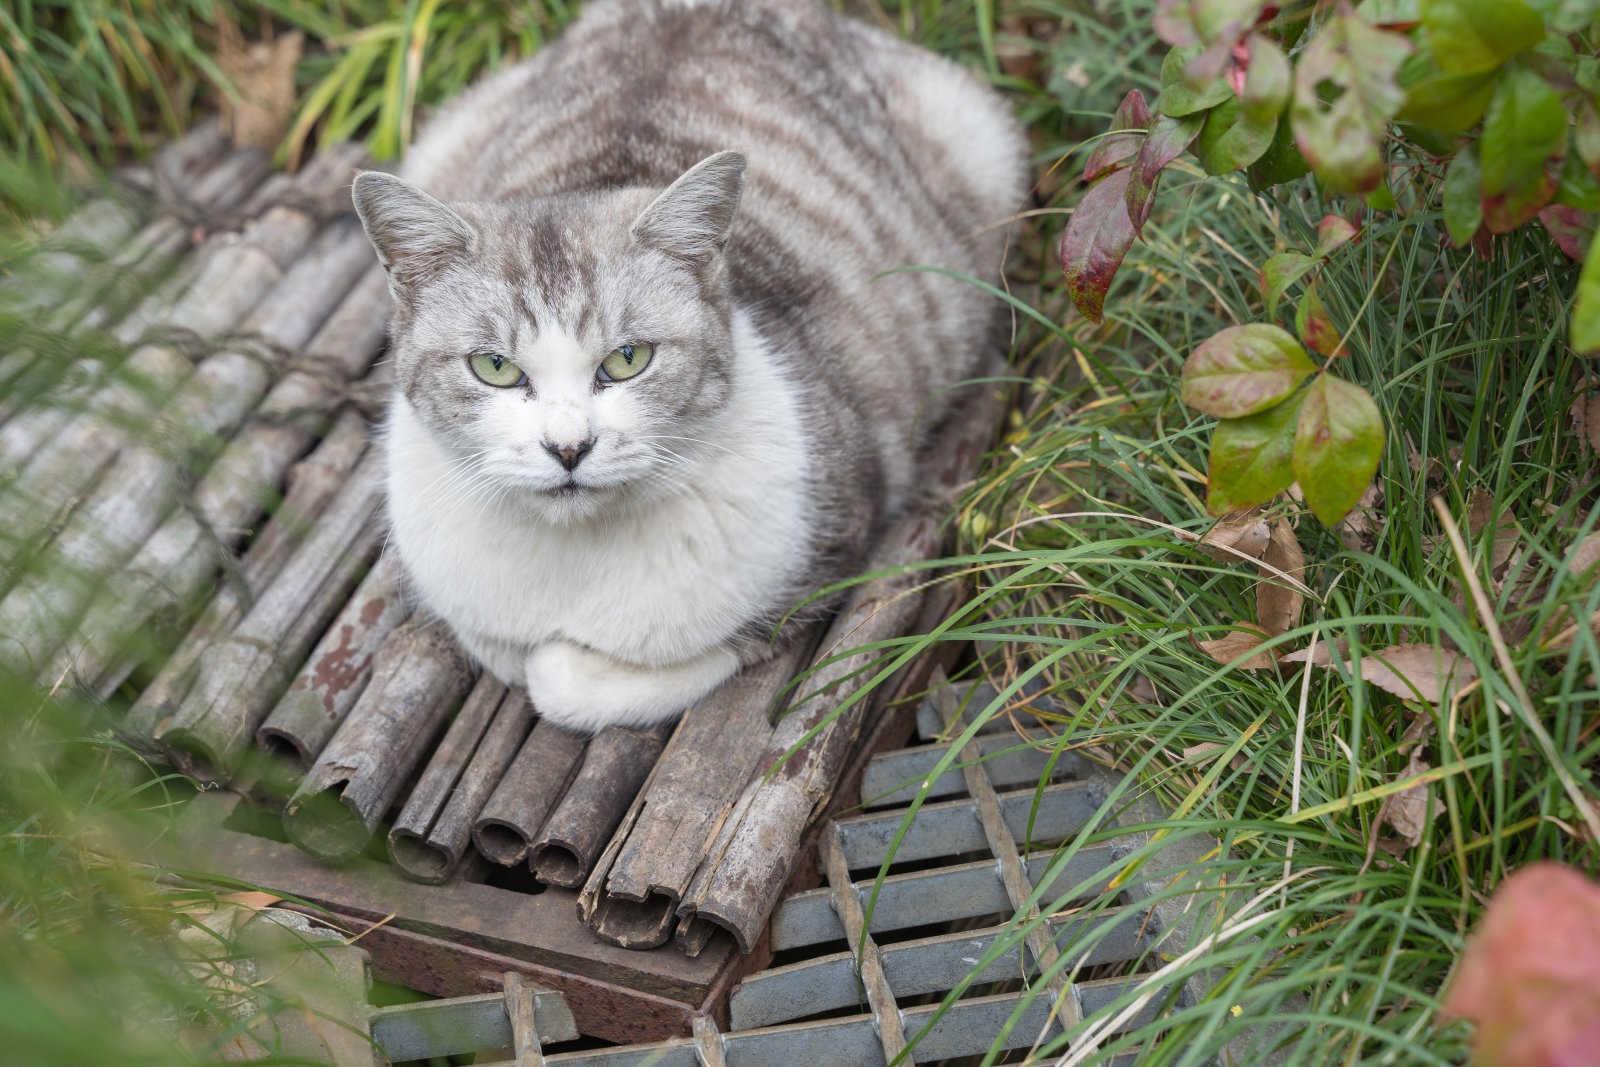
3,131,1003,959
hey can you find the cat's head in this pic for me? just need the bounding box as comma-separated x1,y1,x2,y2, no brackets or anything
352,152,745,524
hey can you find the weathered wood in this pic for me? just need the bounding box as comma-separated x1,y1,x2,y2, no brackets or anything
154,449,386,781
0,143,367,540
115,413,369,733
257,548,410,766
503,972,545,1067
387,675,509,882
43,267,392,693
530,721,672,889
0,220,375,678
673,376,1005,956
283,620,475,861
388,687,534,884
473,719,588,867
577,643,811,949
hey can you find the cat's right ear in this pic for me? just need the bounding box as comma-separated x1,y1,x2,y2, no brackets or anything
351,171,475,299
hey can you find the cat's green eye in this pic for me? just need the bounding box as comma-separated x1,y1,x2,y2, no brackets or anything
469,351,524,388
598,342,654,383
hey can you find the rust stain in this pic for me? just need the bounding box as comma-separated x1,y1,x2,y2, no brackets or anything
309,623,370,715
359,595,386,626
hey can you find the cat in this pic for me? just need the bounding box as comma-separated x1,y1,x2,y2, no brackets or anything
352,0,1027,732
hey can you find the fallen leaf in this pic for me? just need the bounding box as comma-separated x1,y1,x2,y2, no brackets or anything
218,30,304,151
1284,641,1476,703
1465,488,1520,576
1256,519,1306,635
1181,741,1248,770
1572,391,1600,454
1442,862,1600,1067
1335,481,1384,551
1198,509,1271,562
1569,533,1600,581
1379,749,1431,847
1197,623,1278,670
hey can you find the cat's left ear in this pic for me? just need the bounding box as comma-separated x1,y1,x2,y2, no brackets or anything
630,151,746,262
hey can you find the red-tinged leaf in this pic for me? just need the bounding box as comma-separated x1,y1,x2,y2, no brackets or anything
1127,113,1205,231
1442,863,1600,1067
1575,232,1600,355
1421,0,1546,76
1196,623,1278,670
1154,0,1202,46
1113,88,1152,131
1084,90,1153,180
1238,33,1290,124
1205,390,1304,514
1261,251,1318,315
1539,206,1595,262
1183,324,1317,417
1059,167,1137,323
1443,146,1484,247
1315,215,1359,257
1482,160,1559,234
1292,374,1384,525
1291,14,1413,194
1296,285,1343,357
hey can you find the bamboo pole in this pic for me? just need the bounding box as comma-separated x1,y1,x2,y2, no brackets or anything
42,267,391,694
529,721,673,889
472,719,588,867
153,450,386,782
0,219,375,677
388,688,536,884
255,548,410,766
0,143,367,528
282,620,475,862
118,415,369,741
672,376,1005,956
575,643,811,950
388,678,528,883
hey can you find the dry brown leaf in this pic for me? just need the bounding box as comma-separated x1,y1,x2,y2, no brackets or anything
1284,641,1475,704
1335,482,1384,551
1465,488,1519,575
1196,624,1278,670
1380,749,1432,847
1198,509,1271,563
1256,519,1306,636
1181,741,1248,770
1571,391,1600,455
218,30,304,150
1568,533,1600,582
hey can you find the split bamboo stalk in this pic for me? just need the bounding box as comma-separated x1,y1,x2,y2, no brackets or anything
43,267,391,693
529,721,673,889
0,143,367,518
0,147,276,464
0,221,374,679
388,688,535,884
118,415,369,740
282,619,475,862
153,449,387,782
673,378,1005,956
577,642,812,949
255,549,410,766
0,122,225,317
472,719,588,867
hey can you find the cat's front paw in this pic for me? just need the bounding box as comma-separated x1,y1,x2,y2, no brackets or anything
524,641,604,728
524,640,741,732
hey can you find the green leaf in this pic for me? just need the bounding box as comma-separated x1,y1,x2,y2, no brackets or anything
1296,285,1343,357
1421,0,1546,75
1443,147,1484,247
1576,232,1600,354
1239,34,1290,124
1397,51,1498,134
1291,14,1414,194
1196,97,1277,172
1576,100,1600,179
1527,0,1600,32
1358,0,1423,25
1261,251,1319,315
1182,324,1318,417
1293,375,1385,525
1248,113,1311,189
1557,152,1600,212
1155,46,1234,116
1480,66,1568,197
1059,168,1137,323
1316,215,1359,257
1206,391,1305,514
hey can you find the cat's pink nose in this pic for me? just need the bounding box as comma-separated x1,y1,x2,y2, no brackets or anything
543,438,593,471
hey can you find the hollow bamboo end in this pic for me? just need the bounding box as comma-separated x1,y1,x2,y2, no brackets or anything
283,787,371,862
472,820,531,866
588,890,679,951
387,828,455,885
675,911,748,957
160,728,230,787
528,841,586,889
255,724,314,768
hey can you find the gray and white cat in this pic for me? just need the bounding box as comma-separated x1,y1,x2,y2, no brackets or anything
352,0,1027,732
